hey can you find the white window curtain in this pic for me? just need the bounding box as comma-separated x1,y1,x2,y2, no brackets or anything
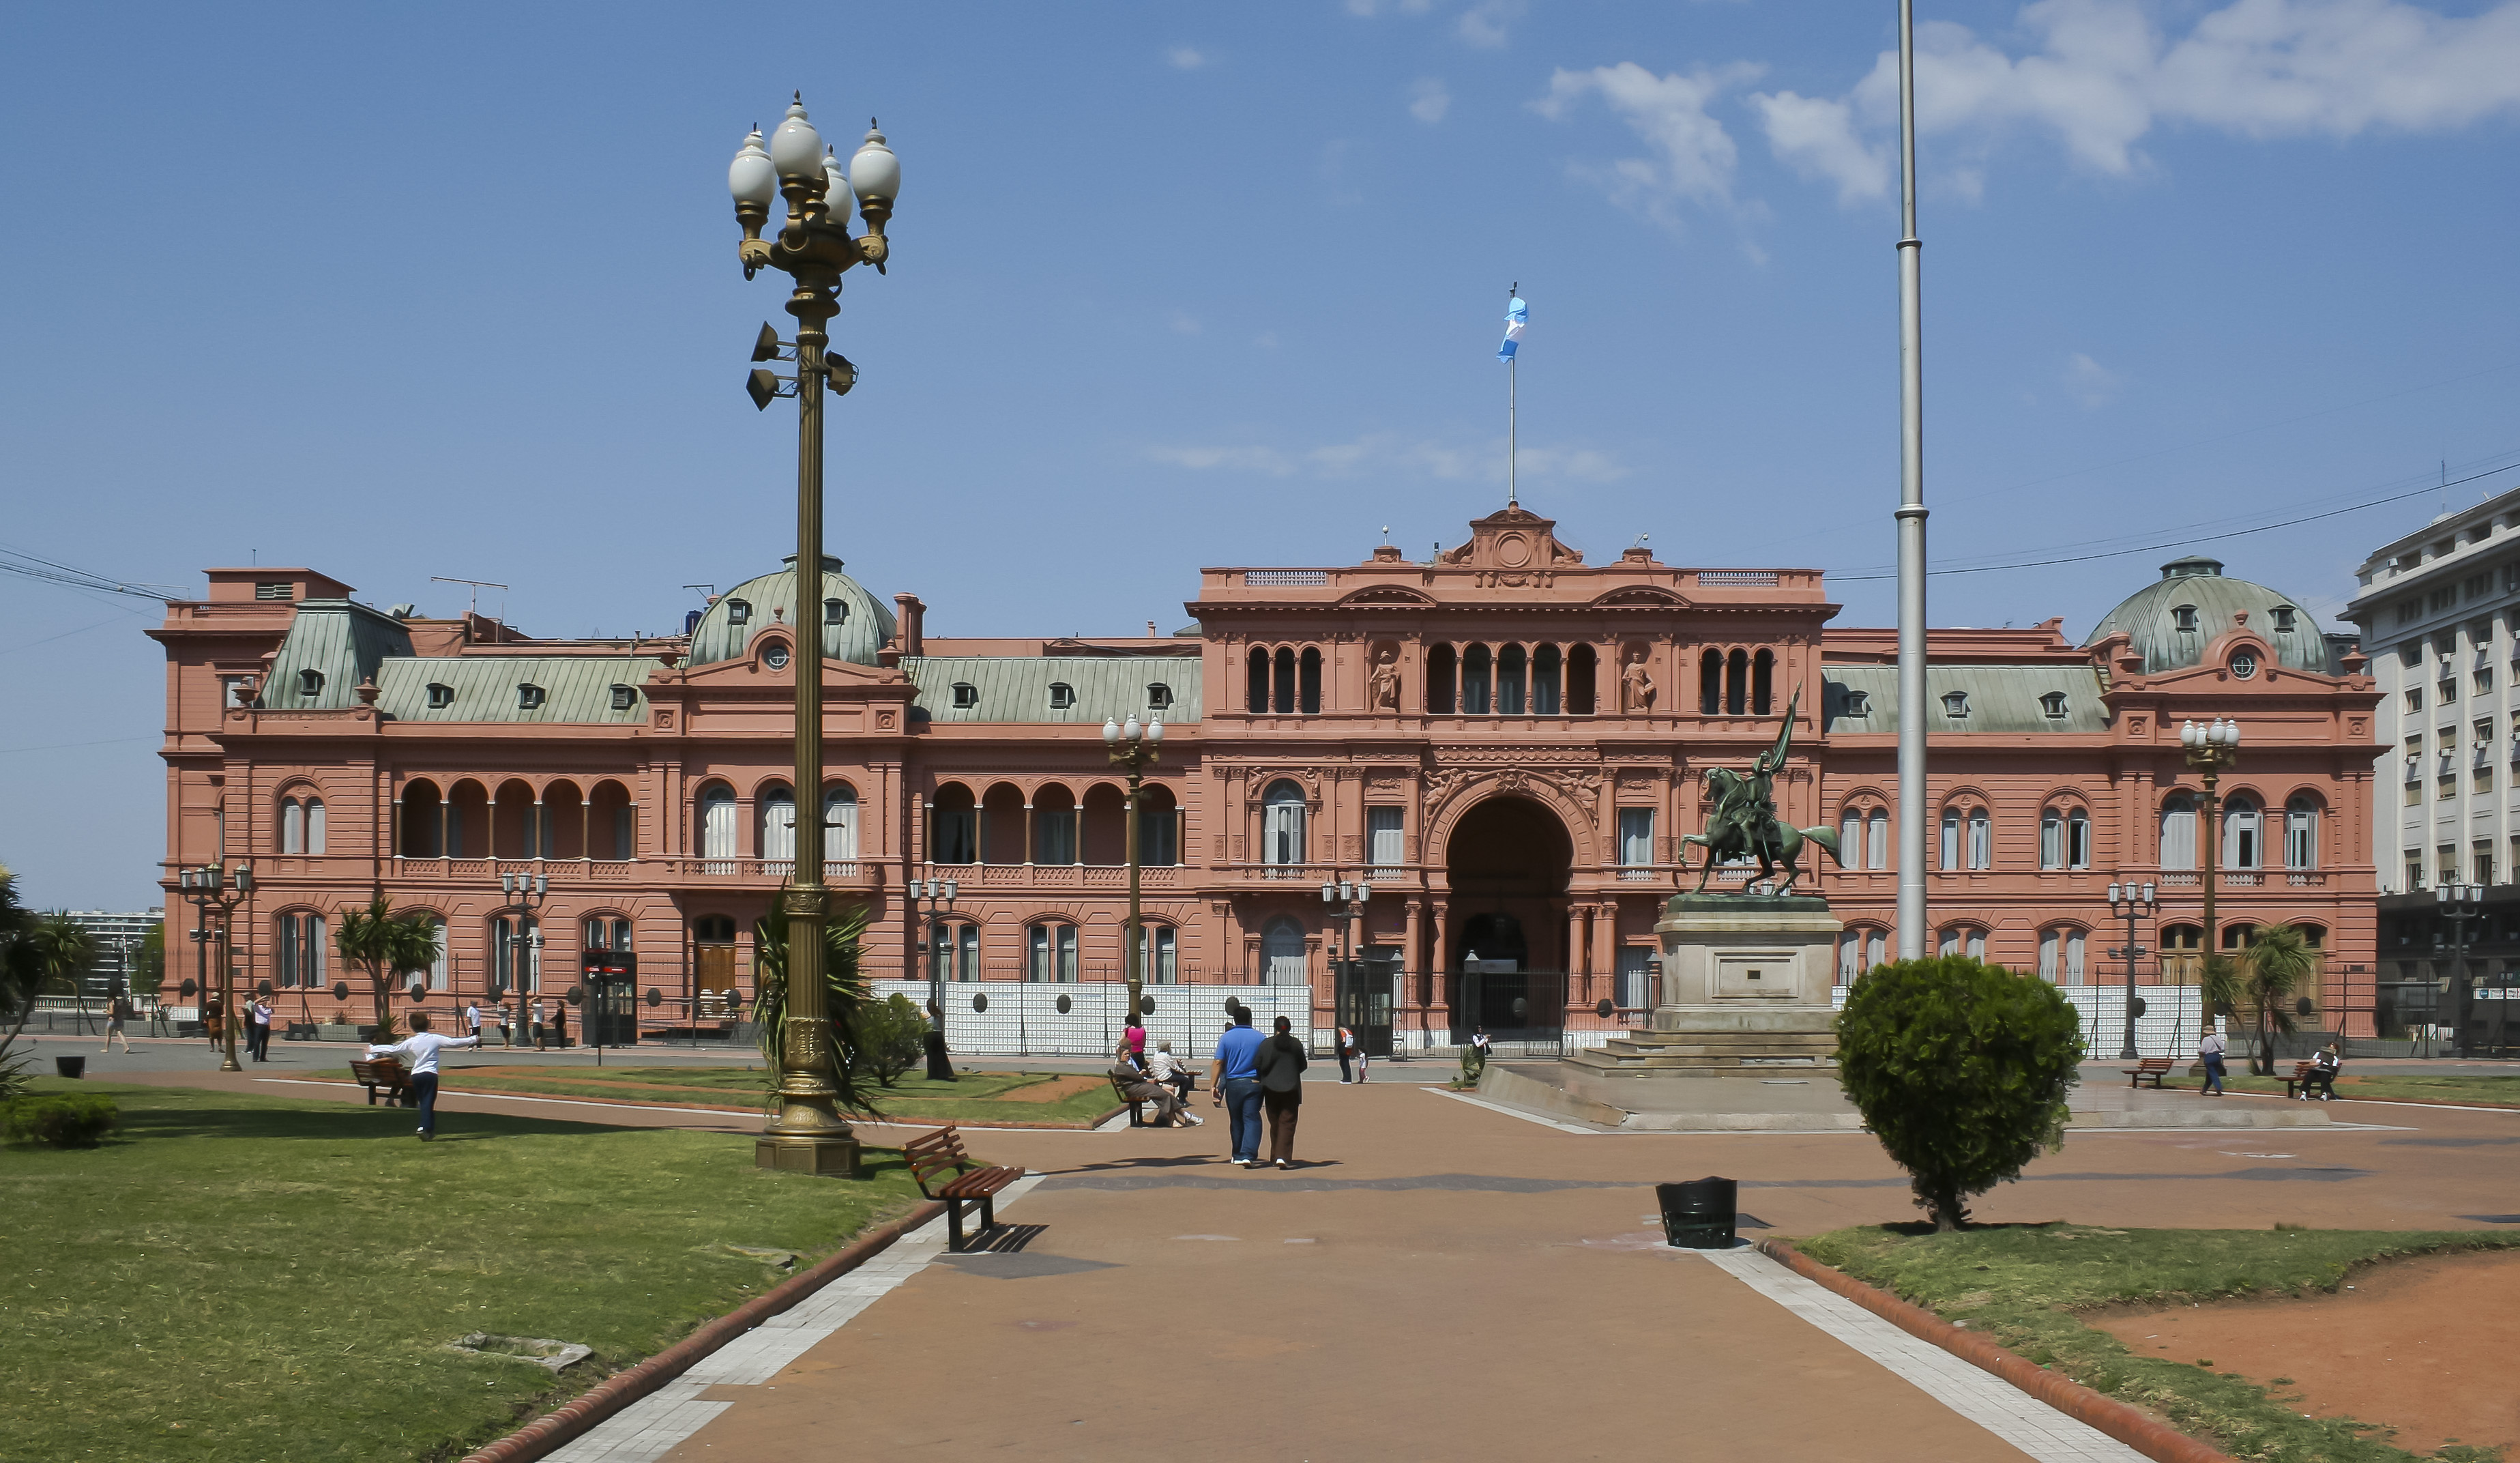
2285,798,2319,869
2160,796,2197,869
1618,808,1656,866
427,916,447,989
1027,924,1076,982
306,798,325,854
1617,946,1653,1009
1262,917,1308,984
281,800,304,855
1967,809,1992,869
1939,927,1959,956
824,787,858,861
1840,813,1863,869
700,787,738,863
2065,930,2085,984
1866,931,1886,970
1866,813,1888,870
1940,927,1985,959
1939,811,1960,869
957,923,979,980
2067,810,2090,869
760,790,796,862
1367,807,1404,866
1840,932,1862,981
2222,798,2261,869
1263,782,1307,866
1139,926,1177,984
2038,929,2059,980
2040,811,2064,870
278,914,301,987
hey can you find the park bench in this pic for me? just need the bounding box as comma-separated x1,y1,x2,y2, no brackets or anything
349,1056,413,1107
904,1125,1024,1253
2124,1056,2174,1089
2281,1060,2336,1100
1107,1069,1197,1127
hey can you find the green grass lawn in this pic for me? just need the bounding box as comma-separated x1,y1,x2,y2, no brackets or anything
321,1064,1125,1127
1796,1223,2520,1463
2215,1072,2520,1106
0,1079,920,1462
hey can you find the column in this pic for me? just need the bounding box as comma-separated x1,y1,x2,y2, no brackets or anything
439,798,451,860
1592,901,1617,1002
531,800,546,860
1023,800,1034,867
390,797,403,861
1566,901,1587,999
1402,897,1424,1032
580,801,591,862
1428,897,1450,1031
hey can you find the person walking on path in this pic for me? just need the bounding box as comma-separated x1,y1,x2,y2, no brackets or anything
1255,1015,1308,1169
249,993,274,1062
1109,1041,1198,1127
465,1001,482,1043
1336,1025,1355,1084
2199,1027,2229,1096
1208,1008,1265,1166
532,998,549,1052
365,1013,481,1140
551,1000,568,1049
100,994,132,1054
201,995,224,1049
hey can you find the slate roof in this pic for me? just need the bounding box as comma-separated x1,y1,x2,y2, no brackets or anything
261,602,415,709
2084,556,2330,675
1823,666,2109,734
375,656,656,725
903,656,1202,725
686,555,897,668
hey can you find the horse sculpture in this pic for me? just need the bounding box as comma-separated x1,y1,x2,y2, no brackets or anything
1680,686,1843,895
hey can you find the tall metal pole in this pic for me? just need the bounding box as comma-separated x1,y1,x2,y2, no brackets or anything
1894,0,1931,959
2201,766,2221,1047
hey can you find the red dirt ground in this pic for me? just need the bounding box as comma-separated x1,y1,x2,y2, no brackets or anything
2094,1249,2520,1456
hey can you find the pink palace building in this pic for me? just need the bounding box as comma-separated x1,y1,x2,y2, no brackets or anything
150,504,2388,1042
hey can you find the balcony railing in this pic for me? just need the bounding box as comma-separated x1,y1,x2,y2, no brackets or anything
651,858,879,884
390,858,642,882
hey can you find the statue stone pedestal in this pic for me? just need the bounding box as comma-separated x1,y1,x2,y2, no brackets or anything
1565,893,1843,1077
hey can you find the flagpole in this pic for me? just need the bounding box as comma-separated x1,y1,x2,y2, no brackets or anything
1894,0,1930,961
1507,280,1519,508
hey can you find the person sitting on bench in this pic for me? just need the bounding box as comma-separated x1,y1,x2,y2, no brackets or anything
1143,1040,1197,1103
1109,1042,1197,1127
2298,1043,2342,1101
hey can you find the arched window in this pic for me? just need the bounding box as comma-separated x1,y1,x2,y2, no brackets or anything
1138,925,1178,984
2285,796,2319,869
1462,645,1493,714
699,784,738,867
1841,809,1864,869
2221,794,2261,870
1532,645,1562,714
493,914,540,994
2040,806,2090,870
1866,811,1888,869
1968,807,1991,869
583,916,632,953
1298,648,1322,714
1273,648,1297,714
1426,644,1456,714
2037,927,2086,985
423,914,447,989
1937,926,1988,959
1261,916,1308,985
1032,784,1079,865
1752,648,1774,716
281,798,304,855
1262,781,1307,866
929,921,981,981
1725,649,1748,716
276,912,326,987
759,785,797,863
930,785,977,865
1027,922,1079,983
2040,808,2064,870
1566,644,1598,715
2159,794,2197,870
1700,649,1723,715
1497,645,1527,715
2067,808,2090,869
824,785,859,862
1246,648,1270,714
1940,808,1961,869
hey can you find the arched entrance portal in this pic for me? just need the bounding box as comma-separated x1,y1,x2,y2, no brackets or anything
1444,796,1572,1042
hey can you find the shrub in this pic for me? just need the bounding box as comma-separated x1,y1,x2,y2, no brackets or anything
848,994,929,1089
2,1093,121,1148
1834,956,2082,1231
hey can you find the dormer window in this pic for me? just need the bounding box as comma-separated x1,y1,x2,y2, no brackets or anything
1048,682,1076,710
517,683,546,710
1842,689,1871,715
298,669,323,698
823,597,847,625
950,682,978,708
727,598,752,626
2271,605,2297,633
610,684,637,711
1942,691,1969,719
2172,605,2199,633
2040,691,2068,718
425,683,454,709
1147,682,1173,710
763,641,791,670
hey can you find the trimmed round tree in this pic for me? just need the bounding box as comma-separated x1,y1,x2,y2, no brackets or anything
1835,955,2083,1231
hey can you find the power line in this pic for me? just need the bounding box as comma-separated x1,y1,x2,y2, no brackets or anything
0,543,188,601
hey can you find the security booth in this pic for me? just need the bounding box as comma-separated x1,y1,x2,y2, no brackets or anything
1333,952,1398,1058
581,948,641,1047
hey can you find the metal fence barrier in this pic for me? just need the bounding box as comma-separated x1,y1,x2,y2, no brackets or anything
873,981,1313,1060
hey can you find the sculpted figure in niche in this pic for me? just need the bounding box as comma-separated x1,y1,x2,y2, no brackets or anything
1620,647,1656,714
1369,650,1401,712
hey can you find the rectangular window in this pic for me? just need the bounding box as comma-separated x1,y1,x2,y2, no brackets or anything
426,918,445,990
2065,931,2085,985
1617,808,1656,867
2407,854,2426,891
1139,925,1177,984
2407,688,2424,712
2039,815,2063,870
1027,924,1078,982
1264,800,1306,865
2438,845,2458,884
278,915,300,988
2067,812,2091,869
1939,813,1959,869
1866,813,1888,870
2038,929,2058,981
1367,807,1404,866
2477,841,2495,887
1617,946,1654,1009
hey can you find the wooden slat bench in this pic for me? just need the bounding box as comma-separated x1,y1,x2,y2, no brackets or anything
2124,1056,2174,1089
905,1125,1025,1253
349,1056,413,1106
1108,1070,1198,1127
2281,1060,2337,1100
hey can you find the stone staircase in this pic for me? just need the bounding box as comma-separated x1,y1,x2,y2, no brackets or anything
1566,1024,1838,1076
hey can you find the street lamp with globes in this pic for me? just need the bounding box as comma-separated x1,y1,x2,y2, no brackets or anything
2180,718,2242,1030
1103,714,1164,1027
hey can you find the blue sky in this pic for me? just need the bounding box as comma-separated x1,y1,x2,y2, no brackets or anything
5,1,2519,908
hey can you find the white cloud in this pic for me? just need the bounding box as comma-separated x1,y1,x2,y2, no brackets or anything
1144,432,1628,485
1166,45,1207,70
1536,61,1765,222
1409,77,1452,124
1750,90,1888,203
1458,0,1523,48
2065,351,2121,407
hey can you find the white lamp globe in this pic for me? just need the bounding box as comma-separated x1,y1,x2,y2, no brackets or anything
1122,714,1141,742
768,96,825,182
1102,717,1121,744
728,127,777,206
849,120,899,205
822,148,852,227
1146,717,1164,742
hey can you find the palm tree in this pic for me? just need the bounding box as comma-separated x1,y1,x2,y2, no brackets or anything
0,865,40,1096
337,895,439,1041
2239,923,2318,1075
748,899,877,1116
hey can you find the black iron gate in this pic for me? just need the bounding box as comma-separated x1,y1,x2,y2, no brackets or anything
1334,953,1401,1058
1451,968,1567,1057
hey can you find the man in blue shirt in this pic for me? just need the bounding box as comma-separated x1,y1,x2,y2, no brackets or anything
1207,1008,1266,1167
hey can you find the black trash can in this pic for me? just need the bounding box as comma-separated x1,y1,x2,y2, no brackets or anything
54,1056,87,1080
1656,1176,1737,1249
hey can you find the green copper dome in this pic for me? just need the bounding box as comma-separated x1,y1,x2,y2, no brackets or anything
2083,556,2330,675
686,555,896,667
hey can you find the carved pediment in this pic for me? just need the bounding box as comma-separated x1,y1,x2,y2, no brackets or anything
1436,506,1584,570
1338,584,1437,607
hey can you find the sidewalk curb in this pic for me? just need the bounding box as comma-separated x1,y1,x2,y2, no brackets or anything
1753,1239,2232,1463
459,1199,946,1463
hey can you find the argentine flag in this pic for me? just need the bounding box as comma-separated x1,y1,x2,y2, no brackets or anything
1497,294,1527,362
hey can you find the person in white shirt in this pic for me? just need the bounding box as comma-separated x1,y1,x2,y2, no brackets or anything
464,1002,482,1041
366,1013,480,1140
1143,1040,1197,1104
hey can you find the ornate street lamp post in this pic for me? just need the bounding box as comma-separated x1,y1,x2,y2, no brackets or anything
2435,881,2483,1058
911,875,958,1080
178,863,254,1072
2180,718,2242,1031
727,95,900,1177
2105,879,2156,1060
1104,714,1164,1026
494,870,547,1049
1320,878,1372,1051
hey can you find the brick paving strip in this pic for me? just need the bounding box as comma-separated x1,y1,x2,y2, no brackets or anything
1753,1239,2231,1463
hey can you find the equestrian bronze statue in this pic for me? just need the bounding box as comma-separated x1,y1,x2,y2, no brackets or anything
1682,688,1842,894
